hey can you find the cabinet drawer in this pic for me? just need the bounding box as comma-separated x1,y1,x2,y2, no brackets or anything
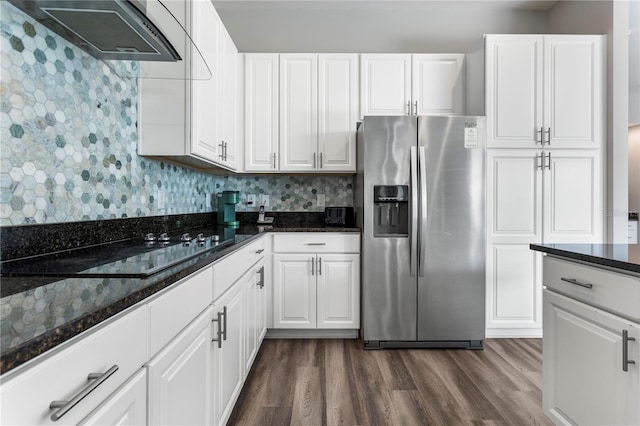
273,233,360,253
0,306,147,425
214,236,265,299
543,256,640,321
148,266,213,356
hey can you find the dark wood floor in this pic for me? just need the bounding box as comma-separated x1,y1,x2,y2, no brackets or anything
228,338,552,426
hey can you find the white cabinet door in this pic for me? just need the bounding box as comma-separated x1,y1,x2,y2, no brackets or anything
318,54,358,172
147,307,212,426
211,284,244,426
279,54,318,172
543,150,603,244
543,36,603,149
360,54,412,117
486,34,604,149
244,54,279,172
79,370,147,426
273,254,317,328
190,1,221,162
485,150,543,336
243,266,258,374
485,35,543,149
219,27,238,169
316,254,360,329
412,54,465,116
544,290,640,425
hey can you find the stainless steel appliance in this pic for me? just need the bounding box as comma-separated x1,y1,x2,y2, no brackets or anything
355,115,486,349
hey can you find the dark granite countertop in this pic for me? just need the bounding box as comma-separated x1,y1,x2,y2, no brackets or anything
0,214,360,375
530,243,640,274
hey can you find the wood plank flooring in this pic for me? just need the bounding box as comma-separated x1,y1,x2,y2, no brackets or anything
228,338,552,426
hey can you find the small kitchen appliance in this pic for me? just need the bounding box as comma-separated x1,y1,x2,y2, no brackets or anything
217,191,240,228
355,115,486,349
324,207,355,227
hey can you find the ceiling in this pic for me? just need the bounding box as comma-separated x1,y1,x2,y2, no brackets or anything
212,0,559,53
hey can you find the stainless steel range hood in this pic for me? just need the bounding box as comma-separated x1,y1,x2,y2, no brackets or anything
6,0,211,80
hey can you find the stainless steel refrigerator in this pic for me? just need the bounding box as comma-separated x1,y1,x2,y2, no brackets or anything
355,115,486,349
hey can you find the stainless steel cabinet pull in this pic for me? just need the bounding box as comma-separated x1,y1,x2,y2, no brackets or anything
255,249,264,254
545,152,551,170
406,101,411,115
318,257,322,275
218,142,224,160
623,329,636,372
536,153,543,170
212,309,223,348
223,141,228,161
320,152,323,168
537,127,543,144
257,266,265,289
305,243,326,246
311,258,315,275
313,152,317,168
222,306,228,341
273,152,277,169
49,365,119,421
544,127,551,145
413,101,418,116
560,277,593,289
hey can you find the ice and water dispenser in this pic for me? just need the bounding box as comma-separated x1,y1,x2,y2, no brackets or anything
373,185,409,237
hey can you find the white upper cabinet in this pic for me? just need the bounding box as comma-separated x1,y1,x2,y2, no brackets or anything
246,53,358,173
317,54,358,172
279,54,319,172
360,54,412,116
412,54,465,116
139,0,239,171
360,54,465,118
485,34,603,149
244,54,279,172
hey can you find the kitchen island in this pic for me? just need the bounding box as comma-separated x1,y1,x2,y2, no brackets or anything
530,243,640,425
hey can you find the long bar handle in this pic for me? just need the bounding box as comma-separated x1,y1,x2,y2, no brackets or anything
623,329,636,372
537,127,543,144
536,153,543,170
418,146,428,277
218,142,224,160
211,310,223,348
305,243,326,246
319,152,323,169
544,127,551,145
257,266,264,289
560,277,593,289
413,101,418,116
273,152,277,169
313,152,317,168
49,365,119,421
311,257,315,275
410,147,418,277
318,257,322,275
406,101,411,116
545,152,551,170
222,306,228,341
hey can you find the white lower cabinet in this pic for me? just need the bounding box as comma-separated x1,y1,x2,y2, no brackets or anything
147,306,213,426
0,307,148,426
544,290,640,425
80,369,147,426
272,233,360,330
211,281,244,426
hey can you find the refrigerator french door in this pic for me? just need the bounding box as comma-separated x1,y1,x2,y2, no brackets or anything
355,115,485,348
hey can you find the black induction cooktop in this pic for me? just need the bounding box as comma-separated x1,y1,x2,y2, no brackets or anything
0,233,251,279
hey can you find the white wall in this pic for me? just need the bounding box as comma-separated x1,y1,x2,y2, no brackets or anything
214,1,548,53
548,0,629,243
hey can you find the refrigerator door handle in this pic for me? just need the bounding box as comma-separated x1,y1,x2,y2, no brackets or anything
410,146,418,277
418,146,427,277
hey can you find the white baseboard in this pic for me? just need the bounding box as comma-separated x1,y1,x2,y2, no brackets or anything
485,328,543,338
265,329,359,339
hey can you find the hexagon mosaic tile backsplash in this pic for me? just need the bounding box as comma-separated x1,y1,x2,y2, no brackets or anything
0,2,353,227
